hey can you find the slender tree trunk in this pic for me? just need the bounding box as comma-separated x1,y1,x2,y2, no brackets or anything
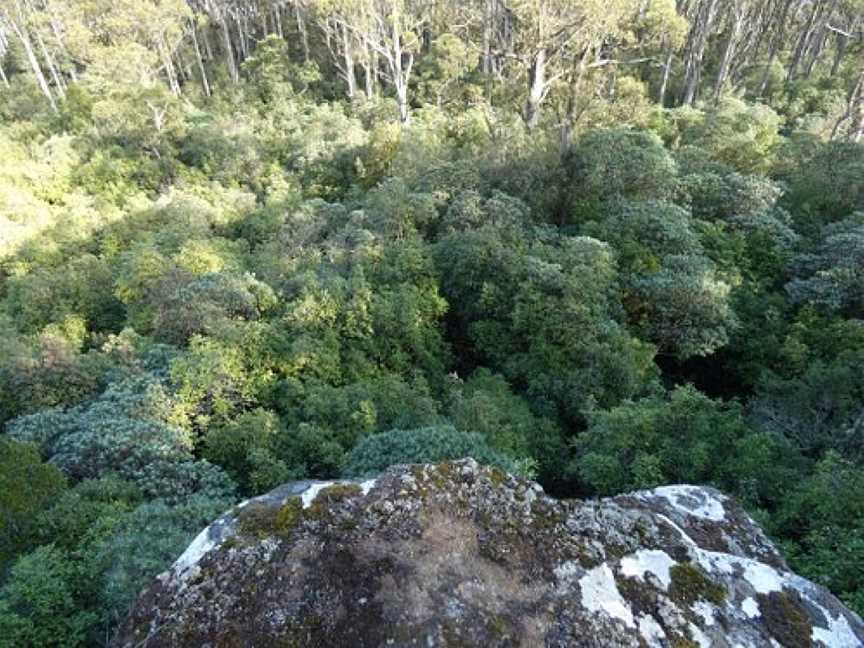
9,17,56,111
788,0,824,81
681,0,718,105
220,14,239,83
523,48,546,130
342,23,357,98
158,35,181,95
481,0,493,74
362,38,375,97
389,17,412,123
833,66,864,141
190,20,211,97
48,15,77,83
560,50,590,150
202,23,214,60
659,47,674,106
714,5,745,101
295,1,310,62
34,28,65,98
0,63,8,88
274,7,284,39
758,0,794,97
831,31,848,77
235,13,248,60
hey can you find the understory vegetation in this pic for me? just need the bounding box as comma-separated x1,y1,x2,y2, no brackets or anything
1,0,864,644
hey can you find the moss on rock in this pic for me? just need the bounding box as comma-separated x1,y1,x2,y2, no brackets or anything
757,590,813,648
669,562,727,606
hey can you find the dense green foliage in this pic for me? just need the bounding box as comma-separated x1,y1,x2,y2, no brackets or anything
343,425,521,478
2,0,864,643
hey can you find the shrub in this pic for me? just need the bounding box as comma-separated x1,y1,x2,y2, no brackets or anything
0,546,96,648
0,440,67,567
343,425,518,477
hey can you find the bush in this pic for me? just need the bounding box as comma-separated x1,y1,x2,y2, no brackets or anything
0,440,67,567
203,409,293,495
573,385,790,503
342,425,519,477
447,369,565,482
564,129,677,220
0,546,96,648
87,494,232,630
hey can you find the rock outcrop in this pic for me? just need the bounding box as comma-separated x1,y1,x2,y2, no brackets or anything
115,459,864,647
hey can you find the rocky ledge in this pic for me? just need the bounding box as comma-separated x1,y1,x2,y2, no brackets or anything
115,459,864,647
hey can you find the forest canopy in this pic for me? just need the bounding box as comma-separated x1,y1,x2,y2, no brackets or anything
1,0,864,644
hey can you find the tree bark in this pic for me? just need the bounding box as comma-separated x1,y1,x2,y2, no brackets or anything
713,3,746,101
390,16,412,123
342,23,357,98
295,1,310,62
190,19,211,97
659,47,673,106
758,0,794,97
220,13,239,83
6,9,56,111
523,48,546,130
681,0,719,105
34,27,65,98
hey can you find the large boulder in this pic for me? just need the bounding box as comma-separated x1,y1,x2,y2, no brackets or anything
115,460,864,647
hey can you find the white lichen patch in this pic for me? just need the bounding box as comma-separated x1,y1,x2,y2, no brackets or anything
553,560,580,595
173,526,220,577
360,479,377,495
742,561,784,594
688,622,712,648
658,511,864,647
812,608,861,647
301,481,336,509
638,614,666,647
619,549,676,590
692,601,716,626
579,563,635,629
650,485,727,521
741,597,760,618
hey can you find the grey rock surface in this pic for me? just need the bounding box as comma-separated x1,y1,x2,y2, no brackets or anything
115,459,864,647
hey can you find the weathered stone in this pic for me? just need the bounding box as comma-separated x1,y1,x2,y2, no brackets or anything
114,460,864,648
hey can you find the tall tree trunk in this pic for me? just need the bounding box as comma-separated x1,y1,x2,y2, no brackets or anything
190,20,211,97
8,15,56,111
0,62,8,88
481,0,494,74
34,27,65,98
758,0,794,97
681,0,719,105
560,50,589,150
158,35,181,95
362,38,375,97
295,1,310,62
833,66,864,141
342,23,357,98
220,14,239,83
274,6,284,39
236,12,248,60
389,17,412,123
523,48,546,130
659,47,674,106
713,4,746,101
48,14,77,83
788,0,824,81
202,23,214,60
831,31,848,77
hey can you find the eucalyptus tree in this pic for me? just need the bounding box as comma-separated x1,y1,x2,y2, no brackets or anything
310,0,437,122
0,0,57,110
